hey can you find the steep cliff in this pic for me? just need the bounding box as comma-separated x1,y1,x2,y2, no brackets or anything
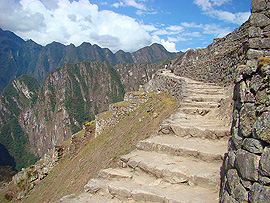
114,62,163,91
19,61,125,157
0,75,39,171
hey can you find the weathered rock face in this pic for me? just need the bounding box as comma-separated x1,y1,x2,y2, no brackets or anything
220,60,270,202
114,62,162,92
0,75,39,171
19,61,125,157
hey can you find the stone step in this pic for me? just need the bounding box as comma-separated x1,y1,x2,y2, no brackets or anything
185,84,224,90
180,107,213,115
59,192,126,203
187,95,224,103
181,100,219,108
85,170,219,203
183,77,219,86
119,150,221,188
186,89,224,95
136,136,228,163
169,123,229,139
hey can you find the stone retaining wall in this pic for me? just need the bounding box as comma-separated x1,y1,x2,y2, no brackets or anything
219,60,270,202
171,21,249,87
95,92,151,136
144,70,185,105
247,0,270,65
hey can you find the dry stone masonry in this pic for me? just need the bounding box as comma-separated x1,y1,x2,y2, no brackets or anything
144,69,186,104
171,20,249,86
219,1,270,202
95,92,151,136
219,59,270,202
247,0,270,64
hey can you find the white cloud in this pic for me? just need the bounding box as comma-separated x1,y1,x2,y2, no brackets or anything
0,0,157,53
184,32,202,37
181,22,203,28
152,25,184,36
141,24,158,32
160,39,177,52
151,35,177,52
168,36,190,42
203,24,231,38
193,0,250,25
166,25,184,32
112,0,147,10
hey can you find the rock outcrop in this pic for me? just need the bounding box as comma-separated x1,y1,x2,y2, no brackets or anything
19,61,125,157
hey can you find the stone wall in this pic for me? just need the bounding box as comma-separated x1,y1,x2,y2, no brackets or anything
11,148,61,200
247,0,270,64
95,92,151,136
219,60,270,202
144,69,185,105
171,21,249,86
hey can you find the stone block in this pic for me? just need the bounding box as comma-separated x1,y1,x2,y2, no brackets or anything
232,184,248,202
259,146,270,176
226,169,241,194
253,112,270,143
250,74,263,92
220,191,238,203
251,0,267,13
249,26,264,38
247,49,264,60
260,63,270,76
249,13,270,28
235,149,260,181
243,138,264,154
249,182,270,203
249,38,263,49
233,81,255,103
263,25,270,36
258,175,270,185
241,179,253,189
84,179,106,193
261,37,270,48
243,64,258,77
231,128,243,150
239,103,257,137
227,151,236,169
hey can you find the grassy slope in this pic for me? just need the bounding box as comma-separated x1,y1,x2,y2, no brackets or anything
0,92,177,202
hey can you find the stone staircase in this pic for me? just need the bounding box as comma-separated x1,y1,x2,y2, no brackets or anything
62,74,231,203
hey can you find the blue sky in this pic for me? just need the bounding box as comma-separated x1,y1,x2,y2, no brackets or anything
0,0,251,52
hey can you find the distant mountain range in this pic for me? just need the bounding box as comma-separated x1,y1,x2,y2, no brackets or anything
0,28,182,93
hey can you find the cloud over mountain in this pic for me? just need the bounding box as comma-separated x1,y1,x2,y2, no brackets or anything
0,0,162,52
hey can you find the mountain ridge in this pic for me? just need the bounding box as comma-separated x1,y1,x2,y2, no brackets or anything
0,28,182,92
